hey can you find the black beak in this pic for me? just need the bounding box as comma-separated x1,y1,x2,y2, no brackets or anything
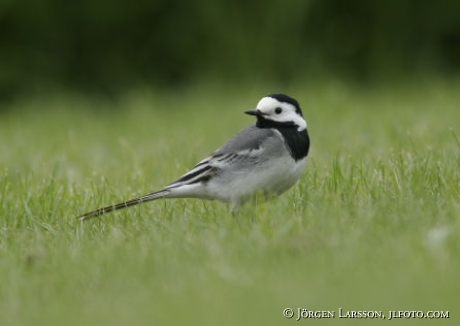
244,109,263,117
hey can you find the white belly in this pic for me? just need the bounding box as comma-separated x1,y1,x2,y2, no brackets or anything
209,156,307,205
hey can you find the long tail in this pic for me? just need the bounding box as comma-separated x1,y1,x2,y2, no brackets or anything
77,189,170,221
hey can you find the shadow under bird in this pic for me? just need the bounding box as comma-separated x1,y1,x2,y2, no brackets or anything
78,94,310,221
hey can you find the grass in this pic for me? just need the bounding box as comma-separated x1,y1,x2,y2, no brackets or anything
0,80,459,325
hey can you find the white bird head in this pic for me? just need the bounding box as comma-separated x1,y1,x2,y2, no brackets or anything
245,94,307,131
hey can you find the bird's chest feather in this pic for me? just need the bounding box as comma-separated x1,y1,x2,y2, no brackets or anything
274,127,310,161
256,119,310,161
258,155,307,192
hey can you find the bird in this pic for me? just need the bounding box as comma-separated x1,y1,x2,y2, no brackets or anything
78,94,310,221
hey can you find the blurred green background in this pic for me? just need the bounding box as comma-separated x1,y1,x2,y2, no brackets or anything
1,0,460,101
1,2,460,325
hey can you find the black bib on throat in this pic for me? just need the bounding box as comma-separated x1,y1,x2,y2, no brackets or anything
256,118,310,161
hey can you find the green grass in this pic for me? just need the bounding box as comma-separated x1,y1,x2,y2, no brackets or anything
1,81,459,325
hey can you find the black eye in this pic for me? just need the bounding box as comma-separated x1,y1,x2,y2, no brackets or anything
275,107,282,114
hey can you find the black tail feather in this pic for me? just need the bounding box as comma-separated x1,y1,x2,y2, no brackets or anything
77,189,169,221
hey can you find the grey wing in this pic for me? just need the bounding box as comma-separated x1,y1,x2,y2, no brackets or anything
166,125,280,188
216,125,279,154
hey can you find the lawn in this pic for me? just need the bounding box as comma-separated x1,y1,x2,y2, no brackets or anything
0,80,459,325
